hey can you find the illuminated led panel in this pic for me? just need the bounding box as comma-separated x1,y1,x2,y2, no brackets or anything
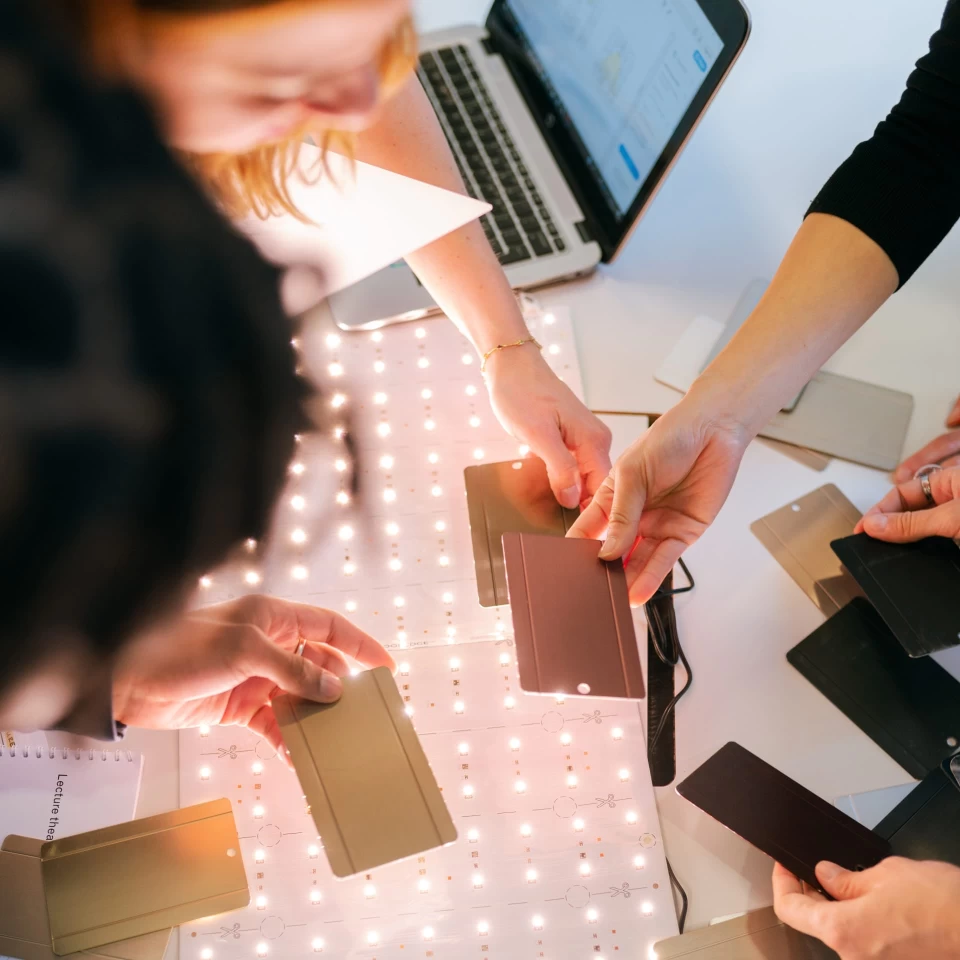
182,310,675,956
180,642,676,958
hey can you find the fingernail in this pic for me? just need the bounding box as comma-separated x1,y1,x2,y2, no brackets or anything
817,861,843,882
560,485,580,508
865,514,887,531
320,673,343,701
598,538,619,560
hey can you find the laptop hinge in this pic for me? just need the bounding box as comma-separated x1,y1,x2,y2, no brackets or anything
574,220,595,244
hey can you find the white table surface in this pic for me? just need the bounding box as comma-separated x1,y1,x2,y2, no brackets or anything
137,1,960,952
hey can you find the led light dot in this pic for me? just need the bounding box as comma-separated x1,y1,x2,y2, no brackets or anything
257,947,268,959
560,732,573,746
443,591,454,603
473,874,484,888
567,774,579,788
310,889,322,903
255,895,267,909
642,901,654,916
515,780,527,795
421,388,433,400
244,571,261,586
573,818,584,832
463,784,474,798
290,462,307,476
254,849,265,863
334,458,348,473
555,695,566,705
428,452,440,464
449,657,461,671
544,312,556,325
612,727,624,740
579,862,591,876
446,626,457,638
311,938,324,953
526,868,537,883
465,384,478,396
422,928,434,942
587,908,599,923
371,330,383,342
393,596,405,608
418,357,430,369
379,454,394,470
626,811,638,824
458,742,470,756
532,915,544,930
389,558,402,572
366,932,379,947
245,538,257,552
201,949,213,960
418,879,430,893
499,653,510,666
634,855,646,869
519,444,530,456
467,828,479,842
383,488,397,503
335,491,350,505
404,705,414,717
462,353,474,365
399,662,410,676
386,521,400,536
373,391,388,404
253,805,264,818
199,767,210,780
338,525,354,542
325,333,341,349
290,494,305,511
342,561,356,576
424,419,436,431
291,528,307,544
509,737,521,751
469,416,481,428
374,360,385,373
477,921,489,935
431,484,443,497
331,393,346,409
473,448,484,460
199,576,212,589
454,700,465,714
328,362,343,377
363,884,376,899
619,767,631,781
252,761,263,774
435,520,446,532
520,823,532,838
415,327,426,339
438,556,450,567
504,696,515,709
199,725,211,737
377,422,391,437
548,343,560,355
345,600,358,613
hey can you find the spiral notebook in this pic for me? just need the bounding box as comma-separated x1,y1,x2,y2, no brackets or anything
0,747,143,843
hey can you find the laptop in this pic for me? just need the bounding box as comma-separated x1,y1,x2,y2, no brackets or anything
330,0,751,330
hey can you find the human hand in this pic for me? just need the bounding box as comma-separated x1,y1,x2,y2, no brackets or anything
485,345,612,509
113,596,394,760
855,466,960,542
773,858,960,959
893,394,960,482
568,400,749,604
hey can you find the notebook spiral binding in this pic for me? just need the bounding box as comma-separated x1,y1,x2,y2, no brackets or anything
1,746,135,761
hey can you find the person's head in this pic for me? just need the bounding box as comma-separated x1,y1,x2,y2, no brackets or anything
53,0,417,216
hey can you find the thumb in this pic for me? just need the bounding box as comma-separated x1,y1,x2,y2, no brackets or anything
815,862,872,900
862,501,960,542
534,427,582,509
241,629,343,703
948,395,960,428
599,460,646,560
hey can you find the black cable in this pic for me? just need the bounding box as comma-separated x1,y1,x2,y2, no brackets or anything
648,638,692,757
666,858,689,934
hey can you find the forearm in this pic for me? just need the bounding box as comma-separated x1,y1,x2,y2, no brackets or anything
355,75,528,352
689,213,899,438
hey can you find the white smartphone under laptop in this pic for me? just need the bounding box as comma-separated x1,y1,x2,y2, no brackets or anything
330,0,751,329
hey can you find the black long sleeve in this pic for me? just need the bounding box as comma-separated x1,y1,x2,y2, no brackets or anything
808,1,960,286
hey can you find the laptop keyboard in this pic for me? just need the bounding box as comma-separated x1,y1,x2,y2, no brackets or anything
418,45,566,265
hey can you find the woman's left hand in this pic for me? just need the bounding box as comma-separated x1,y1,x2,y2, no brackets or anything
485,344,612,509
113,596,395,760
855,465,960,542
773,858,960,959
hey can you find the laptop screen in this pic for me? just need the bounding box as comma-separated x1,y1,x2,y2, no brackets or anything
505,0,725,218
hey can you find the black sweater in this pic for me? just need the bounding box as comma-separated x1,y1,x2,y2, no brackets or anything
808,0,960,286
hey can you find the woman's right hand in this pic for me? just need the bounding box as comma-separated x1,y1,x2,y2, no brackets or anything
568,398,750,604
893,394,960,482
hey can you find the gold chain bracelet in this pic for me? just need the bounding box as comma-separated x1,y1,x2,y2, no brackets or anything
480,336,542,374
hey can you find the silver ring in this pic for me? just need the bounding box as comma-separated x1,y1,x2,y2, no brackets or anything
913,463,943,481
919,473,935,507
294,636,307,657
